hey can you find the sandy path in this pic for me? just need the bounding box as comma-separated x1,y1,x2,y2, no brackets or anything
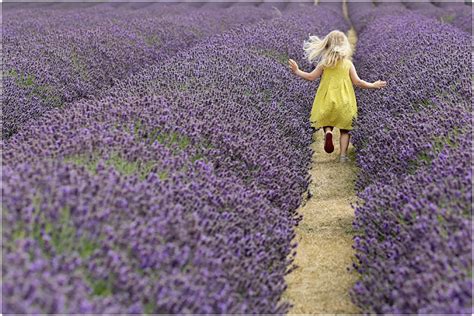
281,19,360,314
281,129,360,314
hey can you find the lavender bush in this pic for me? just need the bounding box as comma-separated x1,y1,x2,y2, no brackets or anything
317,0,344,16
404,1,472,33
347,0,472,34
2,4,279,139
351,13,470,189
2,5,349,313
349,12,472,313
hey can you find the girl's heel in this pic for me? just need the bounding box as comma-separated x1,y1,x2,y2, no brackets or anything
324,131,334,153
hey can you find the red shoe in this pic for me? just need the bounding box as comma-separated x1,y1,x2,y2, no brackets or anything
324,131,334,153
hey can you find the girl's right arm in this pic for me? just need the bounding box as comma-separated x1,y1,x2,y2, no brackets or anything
349,61,387,89
288,59,323,81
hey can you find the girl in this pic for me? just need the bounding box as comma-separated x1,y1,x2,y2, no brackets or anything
288,30,386,162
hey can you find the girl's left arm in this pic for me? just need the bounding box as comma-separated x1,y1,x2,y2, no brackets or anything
288,59,323,81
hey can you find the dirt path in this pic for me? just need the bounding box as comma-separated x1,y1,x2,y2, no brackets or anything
281,15,360,314
282,129,360,314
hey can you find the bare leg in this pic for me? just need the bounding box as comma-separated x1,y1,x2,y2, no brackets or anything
323,126,334,134
340,129,350,156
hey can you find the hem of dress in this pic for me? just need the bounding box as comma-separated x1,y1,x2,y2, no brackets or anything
310,121,353,131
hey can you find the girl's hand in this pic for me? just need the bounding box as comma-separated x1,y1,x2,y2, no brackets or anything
372,80,387,89
288,59,299,73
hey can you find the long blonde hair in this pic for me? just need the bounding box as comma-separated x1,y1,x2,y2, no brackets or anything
303,30,352,68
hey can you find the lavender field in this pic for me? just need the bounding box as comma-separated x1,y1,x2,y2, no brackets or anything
2,1,472,314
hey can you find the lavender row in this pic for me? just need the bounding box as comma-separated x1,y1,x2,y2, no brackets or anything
351,12,470,189
2,4,279,139
2,7,349,313
347,0,471,34
348,13,472,313
403,1,472,33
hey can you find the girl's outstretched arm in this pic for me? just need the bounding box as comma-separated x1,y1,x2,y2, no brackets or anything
349,61,387,89
288,59,323,81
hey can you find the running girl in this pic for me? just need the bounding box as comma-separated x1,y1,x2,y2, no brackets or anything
288,30,386,162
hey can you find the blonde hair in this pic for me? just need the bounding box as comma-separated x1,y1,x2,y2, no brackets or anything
303,30,352,68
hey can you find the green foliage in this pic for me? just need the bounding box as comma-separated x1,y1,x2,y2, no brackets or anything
91,278,114,297
347,149,357,162
254,48,289,65
133,120,193,155
144,34,161,46
71,49,90,80
108,151,160,180
78,235,101,259
64,152,101,174
64,148,169,181
158,130,191,151
9,191,101,264
243,89,252,97
107,151,140,176
177,83,188,91
143,300,157,314
8,191,126,299
435,78,464,104
262,89,272,102
412,98,434,112
188,26,204,37
407,127,462,174
52,206,78,254
440,14,455,23
5,69,62,107
190,153,204,163
116,119,214,170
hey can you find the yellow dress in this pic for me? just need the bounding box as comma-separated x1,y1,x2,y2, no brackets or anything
310,58,357,131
